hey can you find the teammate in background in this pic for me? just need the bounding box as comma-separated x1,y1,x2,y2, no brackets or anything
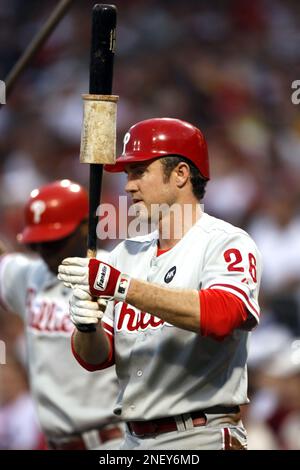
58,119,262,450
0,353,44,450
0,180,123,450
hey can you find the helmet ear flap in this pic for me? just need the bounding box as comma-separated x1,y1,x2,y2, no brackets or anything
105,118,210,179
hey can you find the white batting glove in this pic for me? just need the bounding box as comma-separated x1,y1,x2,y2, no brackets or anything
58,257,131,301
58,257,89,292
70,288,106,330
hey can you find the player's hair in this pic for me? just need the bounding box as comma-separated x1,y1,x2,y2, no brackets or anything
160,156,207,200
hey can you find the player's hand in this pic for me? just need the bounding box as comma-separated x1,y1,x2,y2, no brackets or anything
69,288,106,328
58,257,131,301
58,257,90,291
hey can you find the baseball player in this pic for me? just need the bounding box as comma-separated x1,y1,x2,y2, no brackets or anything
58,119,262,450
0,180,123,450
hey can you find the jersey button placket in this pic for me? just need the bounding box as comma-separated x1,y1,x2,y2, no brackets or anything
147,257,159,282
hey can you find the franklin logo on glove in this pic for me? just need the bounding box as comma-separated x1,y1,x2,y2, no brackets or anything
95,263,110,291
58,257,131,303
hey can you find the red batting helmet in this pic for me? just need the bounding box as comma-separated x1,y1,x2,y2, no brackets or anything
18,180,89,244
105,118,210,179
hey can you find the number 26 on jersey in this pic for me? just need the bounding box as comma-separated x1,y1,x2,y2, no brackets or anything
224,248,257,283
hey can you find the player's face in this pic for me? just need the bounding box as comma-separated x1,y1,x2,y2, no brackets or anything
29,222,87,274
124,160,177,222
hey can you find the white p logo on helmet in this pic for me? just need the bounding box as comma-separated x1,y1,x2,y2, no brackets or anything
122,132,131,155
30,200,46,224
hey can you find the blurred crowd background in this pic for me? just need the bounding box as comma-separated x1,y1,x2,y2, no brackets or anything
1,0,300,450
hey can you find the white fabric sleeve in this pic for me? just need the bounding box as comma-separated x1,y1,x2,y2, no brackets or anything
0,254,32,318
201,232,262,328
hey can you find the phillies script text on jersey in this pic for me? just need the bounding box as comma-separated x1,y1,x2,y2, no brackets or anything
114,301,166,332
26,287,73,334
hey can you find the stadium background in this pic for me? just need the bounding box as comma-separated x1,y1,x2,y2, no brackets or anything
1,0,300,449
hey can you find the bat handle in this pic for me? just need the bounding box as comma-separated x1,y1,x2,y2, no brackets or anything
87,248,97,258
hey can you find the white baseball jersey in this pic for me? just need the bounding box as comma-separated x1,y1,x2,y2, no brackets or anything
102,212,262,421
0,251,120,439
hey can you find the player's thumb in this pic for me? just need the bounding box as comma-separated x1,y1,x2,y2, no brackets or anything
73,288,92,301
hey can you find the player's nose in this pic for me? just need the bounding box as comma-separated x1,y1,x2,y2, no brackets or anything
124,178,138,194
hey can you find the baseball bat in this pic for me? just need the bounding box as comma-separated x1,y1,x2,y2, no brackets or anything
77,4,117,333
4,0,74,98
87,4,117,258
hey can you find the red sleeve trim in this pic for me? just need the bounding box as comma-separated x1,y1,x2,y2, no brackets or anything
199,289,248,341
102,321,114,335
208,283,260,321
71,327,115,371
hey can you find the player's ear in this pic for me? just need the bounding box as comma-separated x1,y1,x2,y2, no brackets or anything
174,162,190,188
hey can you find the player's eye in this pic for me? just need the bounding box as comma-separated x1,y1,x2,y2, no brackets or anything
128,166,146,179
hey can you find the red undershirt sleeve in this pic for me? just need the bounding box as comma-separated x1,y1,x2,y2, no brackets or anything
199,289,249,341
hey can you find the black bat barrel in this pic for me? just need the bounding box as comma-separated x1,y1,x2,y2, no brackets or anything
88,4,117,257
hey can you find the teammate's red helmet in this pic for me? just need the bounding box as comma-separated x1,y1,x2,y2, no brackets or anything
18,180,88,244
105,118,210,179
